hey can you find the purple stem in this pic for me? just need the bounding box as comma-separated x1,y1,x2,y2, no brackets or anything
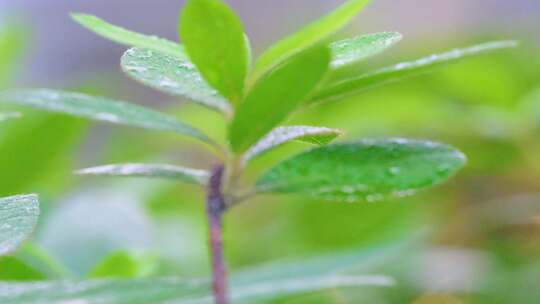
206,164,229,304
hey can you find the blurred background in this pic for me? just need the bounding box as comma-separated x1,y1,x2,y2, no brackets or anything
0,0,539,303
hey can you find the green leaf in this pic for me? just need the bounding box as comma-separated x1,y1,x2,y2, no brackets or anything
329,32,402,69
0,238,413,302
256,138,466,202
89,251,158,279
0,194,39,255
251,0,371,81
312,40,519,104
0,89,213,144
0,275,392,303
70,13,185,59
243,126,343,163
180,0,249,102
121,48,231,115
0,256,45,281
229,46,331,152
76,163,209,185
15,243,70,279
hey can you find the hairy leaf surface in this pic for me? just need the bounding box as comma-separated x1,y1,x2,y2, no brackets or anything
0,194,39,256
121,48,231,115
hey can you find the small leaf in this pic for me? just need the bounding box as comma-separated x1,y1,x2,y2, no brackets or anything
243,126,343,163
89,251,158,279
256,138,466,202
0,256,45,281
121,48,231,115
312,40,519,104
252,0,371,81
76,163,209,185
0,112,21,122
0,89,212,144
180,0,249,102
71,13,185,59
330,32,402,69
230,46,331,152
15,243,70,279
0,194,39,255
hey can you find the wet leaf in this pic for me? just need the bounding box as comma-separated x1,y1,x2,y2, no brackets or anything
0,89,212,144
121,48,231,115
180,0,250,103
230,46,331,152
256,138,466,202
243,126,343,163
312,40,519,104
0,194,39,255
252,0,371,81
71,13,185,59
76,163,209,186
330,32,402,69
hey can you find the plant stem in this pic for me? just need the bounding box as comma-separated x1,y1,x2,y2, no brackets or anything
206,163,229,304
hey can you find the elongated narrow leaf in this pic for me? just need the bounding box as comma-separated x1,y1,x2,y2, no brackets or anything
0,112,21,122
0,194,39,255
256,138,466,202
0,256,45,281
180,0,249,102
252,0,371,81
0,89,212,143
330,32,402,69
121,48,231,115
0,274,392,304
76,163,209,185
243,126,343,163
230,46,331,152
312,40,519,104
0,238,411,303
71,13,185,59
